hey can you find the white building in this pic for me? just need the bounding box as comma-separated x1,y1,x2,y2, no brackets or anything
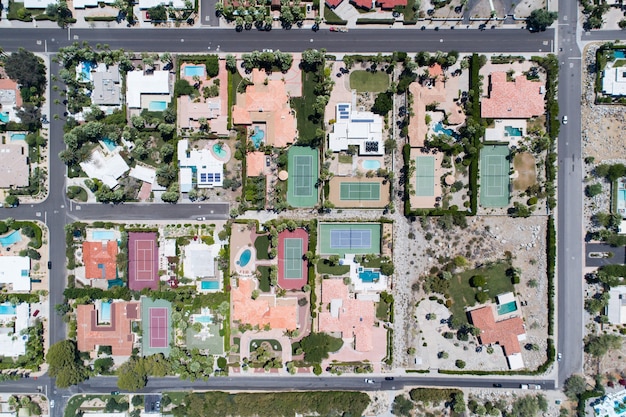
602,66,626,96
607,286,626,325
328,103,384,155
0,256,30,292
129,165,156,184
80,149,130,189
138,0,187,8
183,242,215,279
0,303,30,357
177,140,224,191
126,70,170,109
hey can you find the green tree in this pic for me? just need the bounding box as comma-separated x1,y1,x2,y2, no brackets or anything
46,340,89,388
470,275,486,287
372,91,393,115
94,357,114,374
299,333,343,363
4,49,47,96
148,4,167,21
585,183,603,198
5,195,19,208
526,9,557,31
585,334,622,357
455,359,466,369
117,358,148,390
391,395,413,416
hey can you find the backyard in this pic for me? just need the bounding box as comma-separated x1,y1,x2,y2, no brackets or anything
349,70,390,93
317,259,350,276
291,69,324,144
448,261,514,323
254,235,271,260
258,266,271,292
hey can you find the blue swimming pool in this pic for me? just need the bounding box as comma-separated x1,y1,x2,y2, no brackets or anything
614,50,626,59
213,144,227,158
362,160,380,170
101,301,111,322
620,189,626,204
184,65,205,77
432,121,455,137
201,281,220,290
195,315,213,323
497,301,518,315
0,303,16,315
92,230,115,241
10,133,26,141
251,126,265,148
359,270,380,283
504,126,523,137
149,101,167,112
237,249,252,267
0,113,9,123
81,61,95,82
0,231,22,247
102,138,117,151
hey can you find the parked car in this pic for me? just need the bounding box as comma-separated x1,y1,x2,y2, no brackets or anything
47,261,52,269
557,352,562,361
562,115,568,124
50,400,55,408
364,379,375,384
384,377,394,381
33,310,40,317
493,383,503,388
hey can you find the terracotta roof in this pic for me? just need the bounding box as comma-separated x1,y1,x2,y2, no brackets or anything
325,0,343,7
231,278,298,330
76,302,140,356
82,241,118,280
469,306,525,355
350,0,371,8
428,63,443,77
318,279,376,352
246,151,266,177
481,72,545,119
377,0,406,7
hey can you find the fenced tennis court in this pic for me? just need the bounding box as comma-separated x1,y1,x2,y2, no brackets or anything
277,229,308,289
287,147,319,207
415,156,435,196
340,182,381,200
128,232,159,291
328,177,389,209
319,223,381,256
149,308,168,348
480,145,510,207
141,298,172,356
283,238,303,279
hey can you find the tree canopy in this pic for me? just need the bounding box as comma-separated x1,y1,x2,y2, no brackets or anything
297,332,343,363
527,9,558,32
46,340,89,388
3,49,47,95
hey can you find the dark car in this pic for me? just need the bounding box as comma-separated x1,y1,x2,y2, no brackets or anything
47,261,52,269
384,377,395,381
493,383,503,388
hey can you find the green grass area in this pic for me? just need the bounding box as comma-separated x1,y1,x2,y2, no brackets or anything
338,154,352,164
290,70,321,144
67,186,88,202
448,261,514,324
250,338,282,351
317,259,350,276
349,70,390,93
254,235,271,260
376,300,389,321
228,70,243,128
361,256,382,268
164,392,187,406
324,5,347,24
614,59,626,67
258,266,271,292
64,395,118,417
399,0,418,21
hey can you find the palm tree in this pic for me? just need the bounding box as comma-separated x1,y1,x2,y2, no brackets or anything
235,16,244,30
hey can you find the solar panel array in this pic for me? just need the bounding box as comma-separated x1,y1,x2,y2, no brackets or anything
338,104,350,120
365,141,379,152
199,172,221,185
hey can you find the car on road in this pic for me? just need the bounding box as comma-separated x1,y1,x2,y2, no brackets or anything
493,383,502,387
329,26,348,32
111,391,120,395
50,400,55,408
384,377,394,380
557,352,562,361
47,261,52,269
562,115,568,124
364,379,375,384
196,217,206,221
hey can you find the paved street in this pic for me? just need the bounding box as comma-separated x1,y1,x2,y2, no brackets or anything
585,243,626,267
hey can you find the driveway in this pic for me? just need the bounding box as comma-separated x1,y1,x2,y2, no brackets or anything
201,0,219,26
585,243,626,267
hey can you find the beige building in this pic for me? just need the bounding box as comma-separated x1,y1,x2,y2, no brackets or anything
0,143,28,188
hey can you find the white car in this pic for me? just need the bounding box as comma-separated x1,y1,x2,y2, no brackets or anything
50,400,55,408
364,379,375,384
557,352,562,361
562,115,568,124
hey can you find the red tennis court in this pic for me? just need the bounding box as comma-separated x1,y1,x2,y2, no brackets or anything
149,307,169,348
277,228,308,290
128,232,158,291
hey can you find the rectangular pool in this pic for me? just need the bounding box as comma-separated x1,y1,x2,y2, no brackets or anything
184,65,205,77
101,138,117,151
100,301,112,322
92,230,115,241
497,301,518,315
10,133,26,141
359,270,380,283
194,315,213,323
0,303,16,315
149,101,167,111
504,126,523,137
201,280,220,290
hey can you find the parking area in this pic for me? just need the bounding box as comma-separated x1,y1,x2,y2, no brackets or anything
144,394,162,413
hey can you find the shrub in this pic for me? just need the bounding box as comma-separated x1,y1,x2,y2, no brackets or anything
455,359,466,369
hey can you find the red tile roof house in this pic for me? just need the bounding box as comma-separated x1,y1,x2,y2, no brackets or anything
77,302,140,356
469,305,526,370
82,241,119,280
481,72,545,119
327,0,405,9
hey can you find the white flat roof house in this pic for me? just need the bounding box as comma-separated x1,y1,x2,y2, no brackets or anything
177,140,224,191
602,66,626,96
0,303,30,357
74,0,115,7
126,70,170,109
23,0,54,8
129,165,156,184
0,144,29,189
183,242,215,279
138,0,187,8
608,286,626,325
80,149,130,189
0,256,30,292
328,103,384,156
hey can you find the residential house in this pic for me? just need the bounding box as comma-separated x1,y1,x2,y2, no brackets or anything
231,278,298,330
0,303,30,357
77,302,140,356
0,144,29,188
607,286,626,325
602,65,626,96
0,77,22,124
126,70,171,110
91,65,121,108
177,139,224,191
82,240,119,280
481,72,545,119
0,256,31,292
328,103,384,155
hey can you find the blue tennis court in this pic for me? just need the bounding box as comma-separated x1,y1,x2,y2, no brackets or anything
319,223,381,256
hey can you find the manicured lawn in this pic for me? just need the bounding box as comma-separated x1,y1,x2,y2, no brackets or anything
290,70,321,143
338,154,353,164
361,256,382,268
317,259,350,276
67,186,88,202
254,235,271,260
164,391,187,406
228,69,243,127
258,266,271,292
448,261,514,324
376,300,389,321
324,5,347,24
64,395,118,417
250,338,282,351
349,70,390,93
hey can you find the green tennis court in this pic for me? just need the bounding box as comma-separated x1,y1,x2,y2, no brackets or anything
283,238,303,279
415,156,435,196
287,147,319,207
319,223,381,256
480,145,510,207
339,182,381,200
141,298,173,357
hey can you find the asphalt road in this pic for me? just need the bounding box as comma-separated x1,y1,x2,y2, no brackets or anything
0,27,555,54
555,0,584,386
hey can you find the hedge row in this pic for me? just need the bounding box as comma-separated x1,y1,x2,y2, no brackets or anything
308,219,318,319
84,16,117,21
467,53,481,215
547,215,555,336
356,18,395,24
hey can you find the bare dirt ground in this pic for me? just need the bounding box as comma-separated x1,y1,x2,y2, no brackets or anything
394,215,549,371
581,44,626,162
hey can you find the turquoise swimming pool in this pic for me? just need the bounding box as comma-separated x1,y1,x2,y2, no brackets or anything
497,301,518,315
614,50,626,59
0,113,9,123
201,281,220,290
433,121,455,137
237,249,252,267
184,65,205,77
251,126,265,148
149,101,167,111
10,133,26,141
213,144,227,158
362,160,381,170
102,138,117,151
0,231,22,247
195,315,213,323
0,303,16,315
93,230,115,241
81,61,95,82
504,126,523,137
101,301,111,322
359,270,380,283
620,189,626,205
